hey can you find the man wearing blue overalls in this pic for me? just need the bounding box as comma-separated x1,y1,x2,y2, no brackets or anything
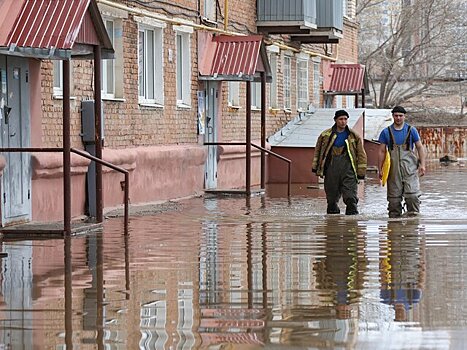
378,106,426,218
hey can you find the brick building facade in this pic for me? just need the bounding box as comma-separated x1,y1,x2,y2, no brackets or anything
2,0,361,223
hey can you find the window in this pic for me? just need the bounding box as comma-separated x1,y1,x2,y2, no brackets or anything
313,62,320,107
346,95,355,108
296,58,309,111
250,82,261,109
204,0,216,20
336,95,343,108
53,60,72,97
53,61,63,96
102,19,115,98
138,23,164,105
228,81,240,107
283,55,291,110
268,52,278,109
175,26,193,107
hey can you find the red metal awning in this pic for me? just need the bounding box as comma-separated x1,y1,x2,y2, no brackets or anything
325,63,365,93
0,0,113,59
199,34,271,81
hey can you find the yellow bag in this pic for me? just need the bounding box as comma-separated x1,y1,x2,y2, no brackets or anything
381,150,390,186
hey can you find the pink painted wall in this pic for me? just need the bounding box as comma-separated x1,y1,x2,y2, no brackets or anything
31,153,90,221
216,143,263,189
30,145,207,221
268,147,318,184
116,145,206,205
365,140,380,168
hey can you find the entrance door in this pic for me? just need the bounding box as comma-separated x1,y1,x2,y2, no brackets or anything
0,56,31,225
204,82,218,189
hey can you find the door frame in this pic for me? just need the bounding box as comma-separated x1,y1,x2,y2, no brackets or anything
0,55,31,226
204,81,219,190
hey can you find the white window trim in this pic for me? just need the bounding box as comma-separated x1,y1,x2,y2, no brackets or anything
137,21,165,106
52,60,74,99
251,82,261,110
296,54,309,112
102,17,116,99
174,25,193,108
313,60,321,107
204,0,216,21
268,52,278,109
53,60,63,97
228,81,240,108
283,55,292,111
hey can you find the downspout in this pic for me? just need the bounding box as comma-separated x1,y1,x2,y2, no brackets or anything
224,0,229,31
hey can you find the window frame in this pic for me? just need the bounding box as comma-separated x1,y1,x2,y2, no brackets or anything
174,25,193,108
102,18,115,98
250,82,261,110
204,0,216,21
267,46,279,109
313,60,321,107
283,55,292,110
136,18,165,106
53,60,63,97
296,54,309,112
228,81,240,107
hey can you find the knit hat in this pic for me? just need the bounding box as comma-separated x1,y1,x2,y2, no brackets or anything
334,109,349,120
391,106,407,114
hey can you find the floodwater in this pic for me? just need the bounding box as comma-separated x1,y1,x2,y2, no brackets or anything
2,161,467,349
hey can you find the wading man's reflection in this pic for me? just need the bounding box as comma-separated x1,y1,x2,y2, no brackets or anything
314,218,367,320
380,220,426,322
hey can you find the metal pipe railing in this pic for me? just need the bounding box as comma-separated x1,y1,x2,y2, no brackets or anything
204,142,292,196
71,148,129,227
0,147,129,229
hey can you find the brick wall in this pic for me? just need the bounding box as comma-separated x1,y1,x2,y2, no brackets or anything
39,0,360,149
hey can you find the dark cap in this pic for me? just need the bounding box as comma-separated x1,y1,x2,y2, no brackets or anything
334,109,349,120
391,106,407,114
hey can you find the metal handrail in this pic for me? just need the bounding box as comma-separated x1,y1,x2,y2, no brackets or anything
204,142,292,196
71,148,129,227
251,143,291,197
0,147,129,228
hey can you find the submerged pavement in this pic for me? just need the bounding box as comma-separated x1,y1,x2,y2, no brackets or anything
1,161,467,349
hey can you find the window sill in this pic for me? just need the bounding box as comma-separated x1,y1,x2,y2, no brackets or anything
53,94,77,100
176,103,191,110
139,102,164,109
228,105,241,111
102,96,126,103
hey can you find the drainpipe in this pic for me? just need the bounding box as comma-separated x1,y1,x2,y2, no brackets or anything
224,0,229,31
94,45,103,223
63,59,71,235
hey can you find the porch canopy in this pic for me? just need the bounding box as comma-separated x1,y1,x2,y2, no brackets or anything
323,63,366,108
0,0,113,59
199,34,272,194
0,0,114,234
199,34,272,82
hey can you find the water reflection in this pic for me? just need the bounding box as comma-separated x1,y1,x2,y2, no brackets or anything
380,220,426,323
1,166,467,349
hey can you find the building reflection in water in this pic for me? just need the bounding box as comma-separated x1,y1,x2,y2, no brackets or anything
0,241,33,348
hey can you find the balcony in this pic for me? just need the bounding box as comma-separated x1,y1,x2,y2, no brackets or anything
257,0,343,43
